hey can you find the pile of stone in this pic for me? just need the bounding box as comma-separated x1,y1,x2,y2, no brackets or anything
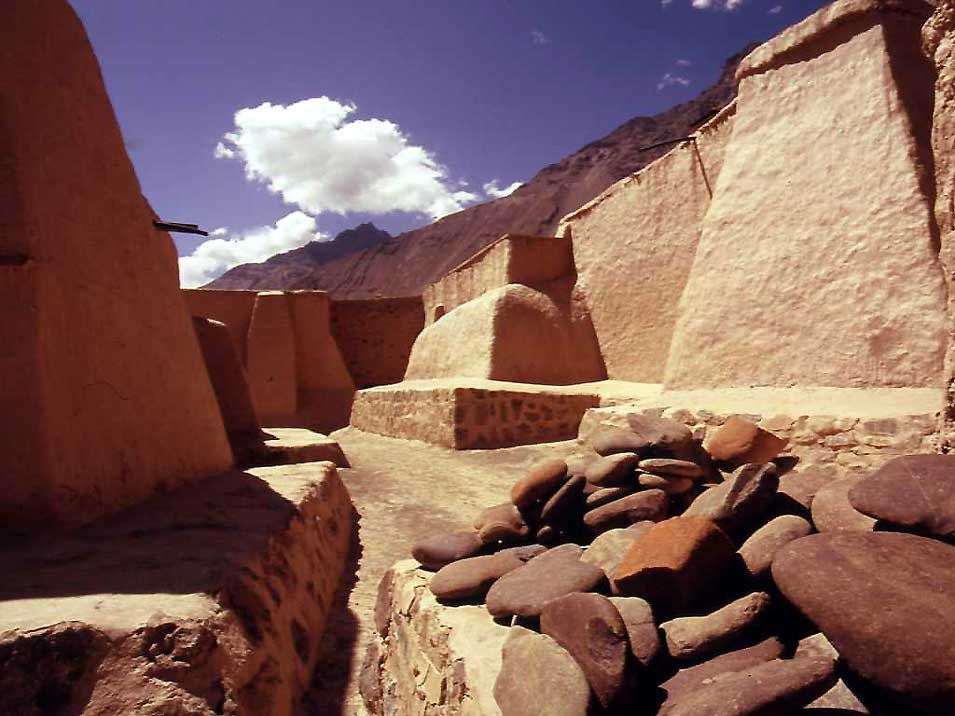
409,414,955,715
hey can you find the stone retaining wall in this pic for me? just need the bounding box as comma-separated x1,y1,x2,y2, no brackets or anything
0,462,355,716
350,381,600,449
361,561,507,716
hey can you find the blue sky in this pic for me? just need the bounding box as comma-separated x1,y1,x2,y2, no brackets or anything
70,0,829,285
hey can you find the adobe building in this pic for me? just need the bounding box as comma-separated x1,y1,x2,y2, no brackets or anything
0,3,356,714
1,0,235,532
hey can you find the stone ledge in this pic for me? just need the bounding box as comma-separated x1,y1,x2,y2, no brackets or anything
349,379,604,449
737,0,933,81
236,427,350,468
362,560,507,716
0,462,355,716
579,387,940,477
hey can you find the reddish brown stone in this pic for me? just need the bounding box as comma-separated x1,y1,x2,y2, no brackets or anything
474,502,531,545
849,454,955,539
584,452,640,487
703,416,787,469
411,530,483,571
540,593,629,709
772,532,955,714
510,458,569,510
486,544,606,619
583,489,668,535
612,516,736,615
429,545,546,600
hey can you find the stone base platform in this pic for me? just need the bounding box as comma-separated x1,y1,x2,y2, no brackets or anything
361,560,507,716
580,386,942,477
349,379,662,449
0,462,355,716
236,427,350,468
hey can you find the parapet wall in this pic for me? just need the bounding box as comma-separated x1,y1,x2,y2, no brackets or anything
557,103,736,383
330,296,425,388
422,234,575,326
664,0,948,389
0,0,234,532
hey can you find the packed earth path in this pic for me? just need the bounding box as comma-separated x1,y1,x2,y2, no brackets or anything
302,428,579,714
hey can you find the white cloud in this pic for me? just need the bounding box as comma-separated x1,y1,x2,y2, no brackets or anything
658,72,691,91
768,3,783,13
661,0,673,5
210,226,228,236
215,96,478,221
178,211,325,288
689,0,743,9
676,58,692,67
531,29,550,45
483,180,523,199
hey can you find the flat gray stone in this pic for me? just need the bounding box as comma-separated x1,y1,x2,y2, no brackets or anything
583,489,668,535
659,654,838,716
609,596,660,668
429,545,546,601
660,637,785,707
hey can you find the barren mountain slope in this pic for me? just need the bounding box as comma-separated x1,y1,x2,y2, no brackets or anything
209,47,752,297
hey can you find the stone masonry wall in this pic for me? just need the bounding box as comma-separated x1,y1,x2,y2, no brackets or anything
330,296,425,388
579,404,938,479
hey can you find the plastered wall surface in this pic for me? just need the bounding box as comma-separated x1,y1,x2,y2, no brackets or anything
286,291,355,432
422,235,575,326
665,0,948,389
558,103,736,383
192,317,262,441
0,0,233,531
182,289,256,361
924,0,955,446
185,289,356,431
330,297,425,388
246,291,299,424
405,282,606,385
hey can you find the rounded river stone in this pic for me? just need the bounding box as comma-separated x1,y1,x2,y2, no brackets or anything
486,543,606,618
810,477,875,534
738,514,813,581
511,458,569,510
584,452,640,487
541,592,629,709
849,454,955,539
590,426,651,456
684,462,778,536
626,413,694,457
583,489,668,534
639,458,704,479
494,626,591,716
772,531,955,714
411,530,483,571
429,544,547,600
